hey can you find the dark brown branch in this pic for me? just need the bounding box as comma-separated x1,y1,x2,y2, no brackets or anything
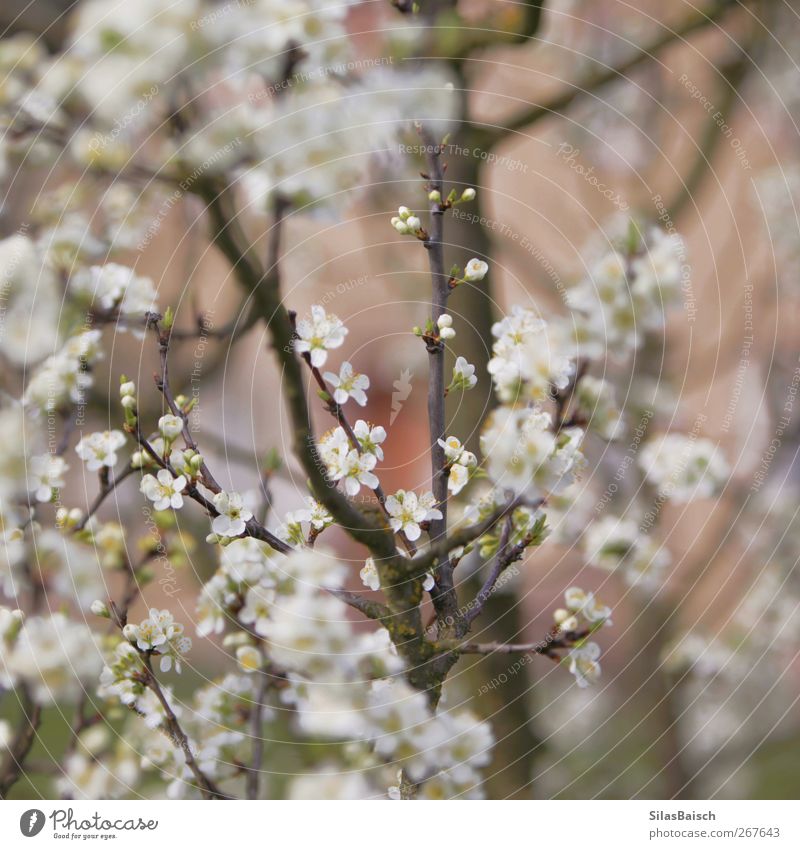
411,494,537,576
141,656,229,799
198,184,444,700
440,628,590,657
419,126,458,627
287,310,415,556
0,686,42,799
482,0,744,142
197,183,396,561
133,428,291,555
327,586,391,622
74,464,136,531
466,515,514,625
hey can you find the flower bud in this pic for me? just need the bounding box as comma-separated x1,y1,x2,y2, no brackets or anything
122,624,138,643
560,615,579,633
68,508,84,525
405,216,421,231
437,314,453,329
158,414,183,441
428,190,442,203
461,187,476,202
464,258,489,282
553,608,569,625
120,381,135,397
121,395,137,410
459,450,478,468
90,599,110,618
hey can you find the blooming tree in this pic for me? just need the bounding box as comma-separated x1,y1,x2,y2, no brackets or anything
0,0,740,801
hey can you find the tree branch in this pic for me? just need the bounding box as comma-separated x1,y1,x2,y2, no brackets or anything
481,0,744,142
327,586,391,622
197,183,397,561
0,686,42,799
438,628,590,657
140,656,229,799
419,127,459,628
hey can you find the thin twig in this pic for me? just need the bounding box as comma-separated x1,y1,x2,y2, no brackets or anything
439,628,590,657
419,126,457,624
287,310,415,556
141,656,229,799
75,464,136,532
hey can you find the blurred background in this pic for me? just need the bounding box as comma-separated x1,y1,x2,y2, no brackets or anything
2,0,800,799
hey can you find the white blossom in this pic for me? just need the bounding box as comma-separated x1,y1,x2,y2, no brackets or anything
451,356,477,390
211,491,253,537
28,453,68,501
360,557,380,591
75,430,126,471
488,307,573,403
567,642,602,688
2,613,101,704
125,608,191,674
353,420,387,460
70,263,156,321
323,361,369,406
294,305,348,368
480,406,584,498
639,433,728,502
464,258,489,282
158,414,184,441
448,463,470,496
385,490,442,541
564,587,612,626
140,469,186,511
